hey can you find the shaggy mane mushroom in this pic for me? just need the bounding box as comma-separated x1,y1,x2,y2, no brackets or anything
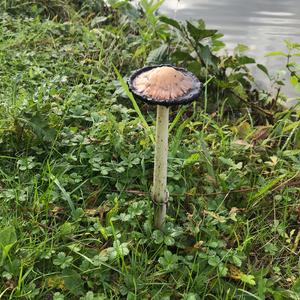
128,65,202,229
133,66,194,100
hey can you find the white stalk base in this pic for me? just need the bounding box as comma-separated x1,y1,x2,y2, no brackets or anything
153,105,169,229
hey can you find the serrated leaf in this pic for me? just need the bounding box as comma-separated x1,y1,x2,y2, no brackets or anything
172,50,194,62
227,264,255,285
164,236,175,246
218,263,228,276
47,275,65,289
186,21,217,41
146,44,168,64
208,256,220,267
240,274,256,286
232,255,242,267
152,230,164,244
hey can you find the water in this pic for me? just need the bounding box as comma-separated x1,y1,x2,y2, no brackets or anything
160,0,300,100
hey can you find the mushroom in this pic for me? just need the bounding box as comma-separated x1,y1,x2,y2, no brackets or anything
128,65,202,229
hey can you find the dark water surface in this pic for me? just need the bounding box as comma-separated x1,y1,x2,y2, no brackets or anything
160,0,300,99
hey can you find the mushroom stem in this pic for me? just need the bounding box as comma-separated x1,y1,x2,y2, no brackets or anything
153,105,169,229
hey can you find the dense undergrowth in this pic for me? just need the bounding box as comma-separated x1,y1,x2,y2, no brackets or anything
0,0,300,299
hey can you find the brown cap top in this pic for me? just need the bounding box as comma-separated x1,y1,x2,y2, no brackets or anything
128,65,202,107
133,66,193,100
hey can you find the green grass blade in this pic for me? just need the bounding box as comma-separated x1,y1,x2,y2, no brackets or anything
52,176,76,214
250,174,286,204
113,65,154,143
169,106,187,133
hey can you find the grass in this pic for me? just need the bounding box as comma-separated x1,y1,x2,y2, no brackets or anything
0,1,300,299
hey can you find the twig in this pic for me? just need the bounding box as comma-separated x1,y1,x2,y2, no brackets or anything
115,175,300,199
270,172,300,192
38,223,99,249
113,187,257,197
232,92,274,120
271,87,281,109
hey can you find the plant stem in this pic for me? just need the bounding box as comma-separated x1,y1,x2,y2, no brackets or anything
153,105,169,229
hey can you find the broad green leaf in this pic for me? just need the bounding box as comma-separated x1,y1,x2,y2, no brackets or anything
187,60,202,76
172,50,194,62
0,226,17,266
159,16,181,30
237,56,256,65
232,255,242,267
208,256,220,267
257,64,269,76
265,51,287,57
146,44,168,64
158,250,179,272
292,277,300,294
22,113,57,142
198,44,218,68
234,43,249,55
62,269,84,296
152,230,164,244
218,264,228,276
186,21,217,41
290,75,299,87
164,236,175,246
0,226,17,248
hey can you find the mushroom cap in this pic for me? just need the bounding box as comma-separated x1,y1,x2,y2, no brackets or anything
128,65,202,106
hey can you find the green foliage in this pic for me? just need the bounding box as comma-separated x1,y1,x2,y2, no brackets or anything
0,227,17,266
267,40,300,94
53,252,74,269
0,0,299,299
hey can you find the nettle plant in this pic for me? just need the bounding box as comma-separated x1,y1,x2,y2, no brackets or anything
143,15,285,122
266,40,300,94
